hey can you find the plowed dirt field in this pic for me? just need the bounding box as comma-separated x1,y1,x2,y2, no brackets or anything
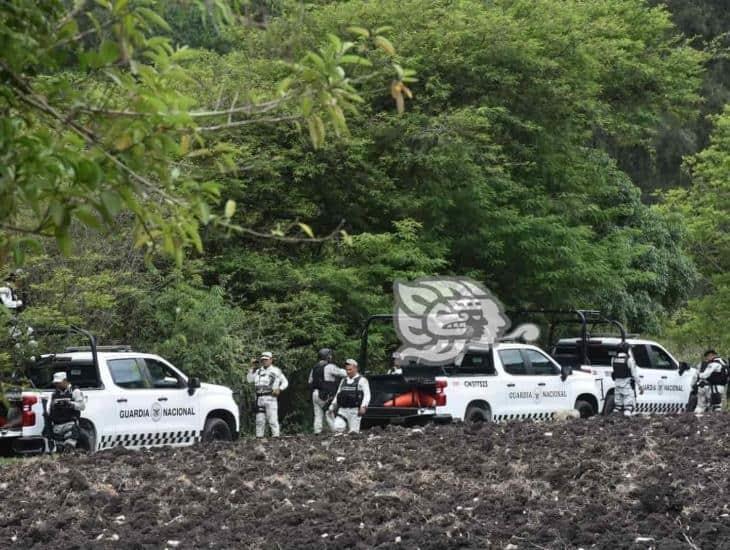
1,414,729,549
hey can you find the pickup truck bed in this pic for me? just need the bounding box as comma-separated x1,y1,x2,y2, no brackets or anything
362,368,452,429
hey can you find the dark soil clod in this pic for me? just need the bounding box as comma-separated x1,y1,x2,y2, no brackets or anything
1,414,729,548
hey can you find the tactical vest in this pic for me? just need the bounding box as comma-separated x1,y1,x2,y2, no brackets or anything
703,359,729,386
254,369,276,396
311,362,339,397
49,388,81,424
337,376,364,408
612,354,630,379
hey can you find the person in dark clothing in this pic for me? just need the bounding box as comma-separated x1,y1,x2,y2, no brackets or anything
308,348,346,434
48,371,85,452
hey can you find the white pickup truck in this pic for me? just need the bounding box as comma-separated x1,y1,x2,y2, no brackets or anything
552,336,696,414
0,346,239,454
362,341,604,428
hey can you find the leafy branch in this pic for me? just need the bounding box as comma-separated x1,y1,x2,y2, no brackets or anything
0,1,415,265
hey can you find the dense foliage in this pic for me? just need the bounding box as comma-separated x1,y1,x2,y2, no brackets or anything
2,0,728,432
0,0,409,264
662,107,730,354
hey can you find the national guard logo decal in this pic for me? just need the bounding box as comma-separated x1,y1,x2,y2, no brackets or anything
393,277,540,364
151,402,162,422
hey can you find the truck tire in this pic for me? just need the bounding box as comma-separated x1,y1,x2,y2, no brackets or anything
465,404,491,426
574,399,595,418
602,393,615,416
202,417,232,443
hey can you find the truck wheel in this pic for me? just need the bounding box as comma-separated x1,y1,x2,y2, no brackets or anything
465,404,491,426
603,393,615,416
203,417,232,443
574,400,595,418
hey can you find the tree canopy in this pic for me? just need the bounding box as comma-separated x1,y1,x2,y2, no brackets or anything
0,0,410,264
2,0,729,431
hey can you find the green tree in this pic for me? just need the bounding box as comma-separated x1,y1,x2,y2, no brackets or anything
0,0,411,265
1,0,715,433
201,0,704,333
662,107,730,351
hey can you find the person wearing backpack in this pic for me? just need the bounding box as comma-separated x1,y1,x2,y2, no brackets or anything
308,348,346,434
693,349,728,414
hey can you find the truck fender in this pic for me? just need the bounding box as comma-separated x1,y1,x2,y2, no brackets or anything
204,409,238,440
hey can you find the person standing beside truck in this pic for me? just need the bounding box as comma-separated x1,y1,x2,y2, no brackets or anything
693,349,728,414
247,351,288,437
308,348,346,434
329,359,370,434
611,342,642,416
47,372,85,452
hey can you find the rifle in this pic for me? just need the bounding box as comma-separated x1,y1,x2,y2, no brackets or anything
250,394,265,415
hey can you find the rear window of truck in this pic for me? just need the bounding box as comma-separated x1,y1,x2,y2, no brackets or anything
28,360,102,390
460,352,496,375
553,343,619,366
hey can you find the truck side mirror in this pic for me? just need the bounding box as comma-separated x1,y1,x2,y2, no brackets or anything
678,362,689,375
188,377,201,395
561,364,572,381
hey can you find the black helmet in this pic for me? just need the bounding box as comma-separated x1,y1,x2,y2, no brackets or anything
618,341,629,353
318,348,333,362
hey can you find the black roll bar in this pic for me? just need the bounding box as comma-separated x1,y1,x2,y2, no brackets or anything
358,309,627,370
25,325,99,376
359,314,395,373
507,308,626,365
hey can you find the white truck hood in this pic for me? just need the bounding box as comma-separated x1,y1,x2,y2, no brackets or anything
570,369,595,380
199,382,233,395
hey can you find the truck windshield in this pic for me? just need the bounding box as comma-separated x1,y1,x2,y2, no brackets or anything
28,360,102,390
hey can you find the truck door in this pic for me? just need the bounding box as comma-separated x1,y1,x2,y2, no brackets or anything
496,349,539,420
141,357,201,445
106,358,159,449
647,344,687,412
522,348,570,417
631,344,660,412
